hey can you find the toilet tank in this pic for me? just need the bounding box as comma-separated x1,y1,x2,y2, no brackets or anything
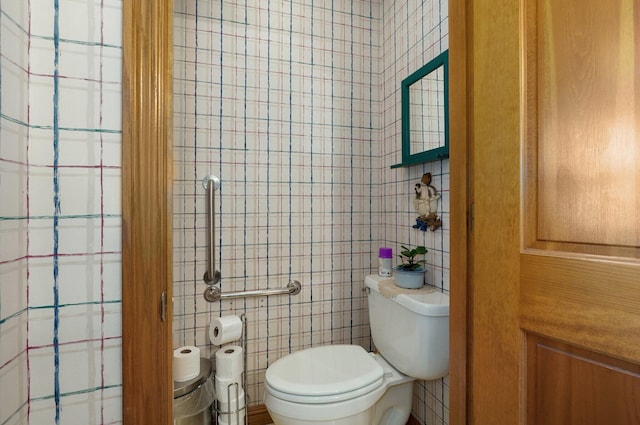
365,274,449,380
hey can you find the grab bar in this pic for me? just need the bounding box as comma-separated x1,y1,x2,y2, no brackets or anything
203,280,302,302
203,175,221,285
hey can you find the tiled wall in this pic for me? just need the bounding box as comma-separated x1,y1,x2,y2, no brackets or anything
381,1,450,423
172,0,380,404
1,2,30,423
173,0,449,424
0,1,123,424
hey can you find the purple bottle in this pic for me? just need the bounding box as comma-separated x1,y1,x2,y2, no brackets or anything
378,247,393,277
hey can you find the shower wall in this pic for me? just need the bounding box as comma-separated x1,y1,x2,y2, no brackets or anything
173,0,449,423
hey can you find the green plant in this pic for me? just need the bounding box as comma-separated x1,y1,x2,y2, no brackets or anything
396,245,428,271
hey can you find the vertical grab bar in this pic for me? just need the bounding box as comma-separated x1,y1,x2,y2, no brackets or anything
202,175,221,285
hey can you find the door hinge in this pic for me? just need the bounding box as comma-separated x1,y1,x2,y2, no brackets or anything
160,291,167,322
468,202,475,233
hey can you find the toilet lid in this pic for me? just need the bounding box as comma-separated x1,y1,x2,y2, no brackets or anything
265,345,383,399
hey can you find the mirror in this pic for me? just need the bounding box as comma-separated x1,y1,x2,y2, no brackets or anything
393,50,449,168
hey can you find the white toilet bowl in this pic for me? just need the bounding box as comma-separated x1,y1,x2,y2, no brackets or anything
264,275,450,425
264,345,413,425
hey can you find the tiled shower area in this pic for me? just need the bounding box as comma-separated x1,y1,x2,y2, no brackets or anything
173,1,449,423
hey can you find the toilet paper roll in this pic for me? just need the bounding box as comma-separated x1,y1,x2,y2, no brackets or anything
215,345,243,380
217,392,246,425
215,376,243,401
217,407,246,425
209,315,243,345
218,389,245,409
173,346,201,382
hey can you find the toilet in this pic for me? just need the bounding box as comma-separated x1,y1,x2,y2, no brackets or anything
264,274,449,425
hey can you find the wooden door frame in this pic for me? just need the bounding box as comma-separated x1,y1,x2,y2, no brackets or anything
122,0,174,423
449,0,470,423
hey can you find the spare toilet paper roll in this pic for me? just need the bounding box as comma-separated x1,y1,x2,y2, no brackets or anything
217,391,246,425
215,375,243,401
217,406,246,425
209,315,243,345
173,346,201,382
215,345,243,380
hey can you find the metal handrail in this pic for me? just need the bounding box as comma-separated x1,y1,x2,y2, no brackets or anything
203,175,221,285
203,280,301,303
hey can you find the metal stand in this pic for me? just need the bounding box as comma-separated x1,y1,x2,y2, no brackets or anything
213,314,249,425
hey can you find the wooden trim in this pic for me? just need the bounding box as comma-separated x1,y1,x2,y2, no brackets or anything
247,405,273,425
122,0,174,423
246,404,421,425
406,414,422,425
449,0,470,423
467,0,522,423
522,0,538,251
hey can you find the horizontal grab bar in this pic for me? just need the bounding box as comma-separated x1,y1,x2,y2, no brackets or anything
203,280,302,303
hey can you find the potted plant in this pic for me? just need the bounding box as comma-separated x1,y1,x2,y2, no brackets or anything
394,245,427,289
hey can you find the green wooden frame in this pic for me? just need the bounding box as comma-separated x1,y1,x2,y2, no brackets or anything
393,50,449,168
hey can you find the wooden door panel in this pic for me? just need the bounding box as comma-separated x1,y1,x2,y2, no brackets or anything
527,334,640,425
521,253,640,363
531,0,640,248
523,0,640,255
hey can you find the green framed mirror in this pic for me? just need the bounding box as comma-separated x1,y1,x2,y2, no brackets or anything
393,50,449,168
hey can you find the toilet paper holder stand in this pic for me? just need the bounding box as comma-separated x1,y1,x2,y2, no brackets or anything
213,314,248,425
216,382,245,425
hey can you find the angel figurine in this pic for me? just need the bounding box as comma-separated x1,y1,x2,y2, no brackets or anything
412,173,442,231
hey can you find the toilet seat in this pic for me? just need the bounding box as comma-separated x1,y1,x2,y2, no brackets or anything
265,345,384,404
264,351,413,423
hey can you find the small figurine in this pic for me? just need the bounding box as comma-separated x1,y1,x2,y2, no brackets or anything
412,173,442,231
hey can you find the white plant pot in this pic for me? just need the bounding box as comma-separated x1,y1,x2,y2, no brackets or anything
393,267,425,289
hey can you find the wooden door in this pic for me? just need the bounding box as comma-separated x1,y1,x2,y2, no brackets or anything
457,0,640,424
521,0,640,423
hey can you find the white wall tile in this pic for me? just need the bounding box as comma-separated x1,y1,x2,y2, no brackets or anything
0,350,28,425
0,0,123,421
